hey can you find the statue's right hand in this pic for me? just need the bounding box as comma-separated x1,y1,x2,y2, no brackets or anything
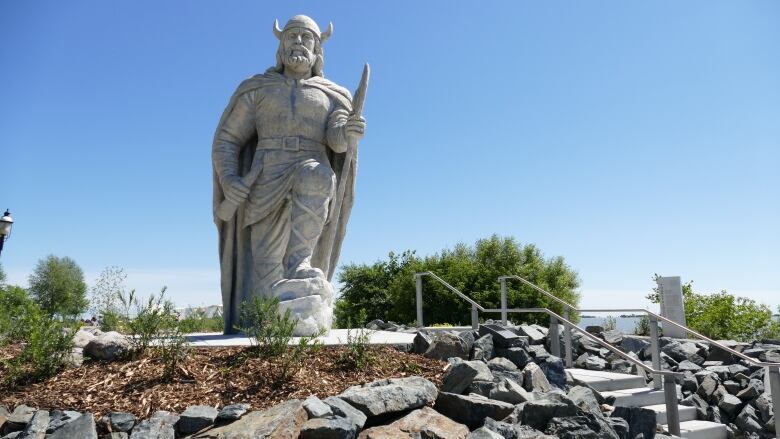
223,175,250,204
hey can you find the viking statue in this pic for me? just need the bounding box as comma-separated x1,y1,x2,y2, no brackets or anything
212,15,367,335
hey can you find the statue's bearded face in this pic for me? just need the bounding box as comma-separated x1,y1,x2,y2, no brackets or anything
281,28,317,73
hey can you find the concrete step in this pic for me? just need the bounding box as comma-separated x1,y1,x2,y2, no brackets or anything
566,368,646,392
601,386,666,407
644,403,697,424
664,420,728,439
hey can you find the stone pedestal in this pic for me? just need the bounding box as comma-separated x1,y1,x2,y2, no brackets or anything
657,276,687,339
271,277,334,336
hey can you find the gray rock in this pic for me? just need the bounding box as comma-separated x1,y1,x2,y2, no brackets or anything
487,356,517,372
736,379,762,400
102,412,136,433
299,416,356,439
84,331,132,361
722,380,741,394
467,426,504,439
338,376,437,418
177,405,218,435
586,326,604,334
538,355,566,388
662,341,706,365
681,393,709,420
17,410,48,439
460,329,478,353
516,325,546,345
481,417,521,438
468,380,498,398
424,332,469,360
489,377,532,404
46,413,97,439
567,386,601,415
359,406,469,438
707,405,722,423
481,324,529,349
215,403,250,421
6,405,36,432
520,398,578,430
472,334,494,361
718,393,743,417
607,417,629,439
434,392,515,430
545,415,620,439
523,362,552,392
611,406,656,439
603,330,623,345
682,374,699,394
735,404,762,434
72,328,97,348
620,336,650,356
194,400,306,439
442,360,484,394
412,331,432,354
753,393,773,423
697,374,721,403
131,411,178,439
584,355,607,371
323,396,367,430
106,433,129,439
677,360,702,373
303,395,332,419
526,344,551,361
46,410,81,433
496,347,530,369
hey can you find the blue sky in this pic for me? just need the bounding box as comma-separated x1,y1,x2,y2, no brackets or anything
1,1,778,311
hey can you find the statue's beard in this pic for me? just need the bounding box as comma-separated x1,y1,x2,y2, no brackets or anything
284,47,314,69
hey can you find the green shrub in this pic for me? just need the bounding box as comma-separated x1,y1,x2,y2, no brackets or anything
27,255,88,318
0,285,38,345
128,287,178,354
337,310,374,370
157,325,190,382
335,236,580,327
178,308,224,333
634,315,651,336
603,316,617,332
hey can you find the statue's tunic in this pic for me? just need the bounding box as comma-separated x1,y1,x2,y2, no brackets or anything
211,70,355,333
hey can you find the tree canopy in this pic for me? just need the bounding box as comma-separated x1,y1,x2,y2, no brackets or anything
28,255,88,318
334,235,580,328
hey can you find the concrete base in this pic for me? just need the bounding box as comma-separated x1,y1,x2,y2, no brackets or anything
185,329,416,347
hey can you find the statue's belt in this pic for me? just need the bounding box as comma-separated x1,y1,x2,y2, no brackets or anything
256,137,325,152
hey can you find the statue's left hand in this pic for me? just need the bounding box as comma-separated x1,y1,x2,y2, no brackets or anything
345,114,366,143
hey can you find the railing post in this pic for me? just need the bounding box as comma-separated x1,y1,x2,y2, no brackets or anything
500,277,508,325
563,308,573,368
415,274,423,328
549,314,561,358
769,366,780,437
649,315,662,389
471,304,479,330
664,374,681,436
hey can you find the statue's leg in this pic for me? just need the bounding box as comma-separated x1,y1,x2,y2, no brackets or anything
249,202,291,297
285,161,336,279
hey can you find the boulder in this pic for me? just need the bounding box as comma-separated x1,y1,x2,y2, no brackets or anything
545,415,620,439
697,374,721,404
472,334,494,361
754,393,773,423
526,345,551,361
46,410,82,433
46,413,97,439
620,336,650,357
681,393,708,420
299,416,357,439
84,331,132,361
467,426,504,439
107,433,129,439
523,362,552,392
434,392,514,430
586,326,604,334
603,330,623,345
459,330,478,353
735,404,763,434
5,405,36,432
131,411,179,439
303,396,333,419
677,360,702,373
442,361,479,394
662,341,705,365
538,355,567,388
72,328,97,348
487,356,517,372
496,347,530,369
567,386,602,415
216,403,251,422
102,412,136,433
338,376,438,418
411,331,432,354
323,397,367,430
194,400,307,439
515,325,546,345
610,406,656,439
488,377,532,404
18,410,48,439
519,398,579,430
176,405,218,435
718,394,743,417
607,417,629,439
736,379,762,400
424,332,469,360
358,406,469,439
480,325,529,349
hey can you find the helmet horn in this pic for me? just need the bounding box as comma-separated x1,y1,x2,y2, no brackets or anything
320,22,333,42
273,19,283,40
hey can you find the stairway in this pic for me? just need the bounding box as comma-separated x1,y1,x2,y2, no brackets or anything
567,369,727,439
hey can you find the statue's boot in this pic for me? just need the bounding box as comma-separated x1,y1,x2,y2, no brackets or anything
285,191,328,280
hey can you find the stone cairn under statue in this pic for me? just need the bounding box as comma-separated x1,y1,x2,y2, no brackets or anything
211,15,368,335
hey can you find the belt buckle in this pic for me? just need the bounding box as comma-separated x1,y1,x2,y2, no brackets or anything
282,137,300,152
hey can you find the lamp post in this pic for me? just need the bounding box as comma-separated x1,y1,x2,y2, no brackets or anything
0,210,13,257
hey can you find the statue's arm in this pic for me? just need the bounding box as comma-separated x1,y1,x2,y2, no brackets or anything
212,92,257,186
325,107,350,153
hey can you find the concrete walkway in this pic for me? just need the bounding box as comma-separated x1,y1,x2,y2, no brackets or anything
185,329,417,347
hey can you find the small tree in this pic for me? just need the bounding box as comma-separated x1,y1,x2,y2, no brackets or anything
28,255,88,318
90,266,126,317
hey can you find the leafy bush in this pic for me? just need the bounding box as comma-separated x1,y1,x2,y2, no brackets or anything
647,276,780,342
127,287,178,353
0,285,39,345
178,308,224,333
335,235,580,327
157,325,190,382
28,255,88,318
634,315,651,336
337,309,375,370
237,296,323,383
603,316,617,332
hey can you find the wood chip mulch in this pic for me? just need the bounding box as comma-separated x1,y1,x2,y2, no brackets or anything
0,345,446,419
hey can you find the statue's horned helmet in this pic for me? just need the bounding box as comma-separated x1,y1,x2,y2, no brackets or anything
273,15,333,43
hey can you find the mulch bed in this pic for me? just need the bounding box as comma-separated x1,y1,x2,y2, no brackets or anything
0,345,446,419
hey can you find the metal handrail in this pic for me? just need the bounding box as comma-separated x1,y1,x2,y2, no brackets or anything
417,271,485,311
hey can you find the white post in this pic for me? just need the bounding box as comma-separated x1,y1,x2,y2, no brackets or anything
500,278,508,325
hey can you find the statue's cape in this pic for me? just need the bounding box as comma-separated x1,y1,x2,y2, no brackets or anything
212,69,356,334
